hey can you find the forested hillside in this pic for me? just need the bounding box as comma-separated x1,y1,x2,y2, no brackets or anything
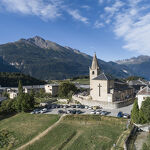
0,36,130,80
0,72,45,87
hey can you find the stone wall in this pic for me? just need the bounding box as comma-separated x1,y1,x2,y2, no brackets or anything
72,95,134,109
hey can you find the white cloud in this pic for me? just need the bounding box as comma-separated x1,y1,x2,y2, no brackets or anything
94,20,104,28
81,5,90,10
113,0,150,55
0,0,89,24
67,9,88,24
104,0,124,17
1,0,62,20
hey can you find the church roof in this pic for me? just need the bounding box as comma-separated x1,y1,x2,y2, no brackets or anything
92,72,114,80
91,53,100,70
137,86,150,95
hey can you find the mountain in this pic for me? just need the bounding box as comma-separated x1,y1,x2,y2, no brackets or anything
116,55,150,80
0,36,131,80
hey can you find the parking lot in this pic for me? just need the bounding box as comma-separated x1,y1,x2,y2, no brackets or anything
31,103,133,118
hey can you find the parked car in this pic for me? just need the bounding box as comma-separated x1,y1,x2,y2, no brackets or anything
76,110,82,114
101,111,108,116
117,112,123,118
96,110,101,115
90,111,95,114
85,105,89,109
88,107,92,110
51,105,56,109
58,110,65,114
80,105,85,109
30,111,35,114
35,110,40,114
123,113,130,119
56,105,60,108
71,105,76,108
93,106,99,110
40,108,48,113
70,109,76,114
76,105,81,108
64,105,69,108
33,109,40,114
59,105,63,108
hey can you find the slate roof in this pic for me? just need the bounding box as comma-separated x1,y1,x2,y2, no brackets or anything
92,72,114,80
128,80,147,86
114,82,133,91
137,86,150,95
93,72,133,91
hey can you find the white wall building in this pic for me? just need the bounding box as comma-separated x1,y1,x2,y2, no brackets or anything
45,84,59,96
137,86,150,108
9,91,18,99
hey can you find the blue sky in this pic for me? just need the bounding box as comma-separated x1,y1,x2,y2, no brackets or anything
0,0,150,61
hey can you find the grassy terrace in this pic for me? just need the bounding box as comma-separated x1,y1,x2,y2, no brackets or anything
72,78,89,85
25,115,127,150
0,113,60,150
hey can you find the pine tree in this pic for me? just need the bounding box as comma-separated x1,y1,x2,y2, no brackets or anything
16,80,24,112
18,80,23,96
131,99,139,123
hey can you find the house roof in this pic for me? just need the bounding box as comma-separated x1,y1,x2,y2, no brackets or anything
128,80,147,86
92,72,114,80
114,82,133,91
137,86,150,95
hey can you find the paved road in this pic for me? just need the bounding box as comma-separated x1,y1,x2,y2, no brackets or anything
104,104,133,117
46,104,133,117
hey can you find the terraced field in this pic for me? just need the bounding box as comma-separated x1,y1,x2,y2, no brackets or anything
24,115,127,150
0,113,60,150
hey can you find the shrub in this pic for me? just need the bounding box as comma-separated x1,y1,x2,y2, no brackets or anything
142,143,149,150
139,97,150,124
58,81,77,98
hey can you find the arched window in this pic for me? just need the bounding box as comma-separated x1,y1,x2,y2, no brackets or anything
92,71,94,75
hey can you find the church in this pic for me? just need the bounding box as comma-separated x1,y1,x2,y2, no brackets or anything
90,54,134,104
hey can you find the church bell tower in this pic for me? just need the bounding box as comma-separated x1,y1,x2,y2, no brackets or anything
89,53,100,81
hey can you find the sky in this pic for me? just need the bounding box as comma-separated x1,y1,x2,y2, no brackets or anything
0,0,150,61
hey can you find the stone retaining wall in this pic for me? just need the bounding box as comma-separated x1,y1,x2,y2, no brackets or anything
72,95,134,109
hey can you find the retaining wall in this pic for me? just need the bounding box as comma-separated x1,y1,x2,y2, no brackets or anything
72,95,134,109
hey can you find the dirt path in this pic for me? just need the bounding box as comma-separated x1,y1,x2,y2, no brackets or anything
61,130,83,150
16,114,66,150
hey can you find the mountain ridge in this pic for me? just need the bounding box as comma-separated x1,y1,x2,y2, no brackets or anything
0,36,149,80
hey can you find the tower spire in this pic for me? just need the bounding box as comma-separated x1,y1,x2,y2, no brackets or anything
91,53,100,70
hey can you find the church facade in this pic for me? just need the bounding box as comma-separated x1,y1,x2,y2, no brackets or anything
90,54,134,103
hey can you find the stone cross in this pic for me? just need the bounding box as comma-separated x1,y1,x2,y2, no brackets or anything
98,84,102,97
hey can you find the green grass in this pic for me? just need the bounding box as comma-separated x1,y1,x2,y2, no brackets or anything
0,113,60,149
25,115,127,150
141,134,150,150
72,78,89,85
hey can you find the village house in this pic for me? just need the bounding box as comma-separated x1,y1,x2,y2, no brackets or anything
23,85,44,93
137,86,150,108
44,84,59,96
7,88,18,99
128,79,148,94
